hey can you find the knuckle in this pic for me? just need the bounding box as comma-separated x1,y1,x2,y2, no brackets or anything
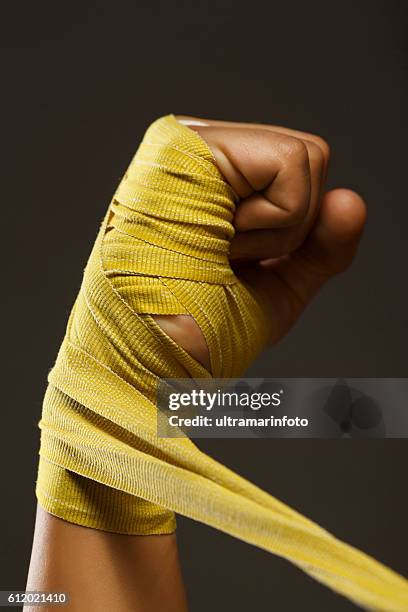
278,134,309,162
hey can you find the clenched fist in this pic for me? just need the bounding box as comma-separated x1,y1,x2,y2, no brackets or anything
154,114,367,370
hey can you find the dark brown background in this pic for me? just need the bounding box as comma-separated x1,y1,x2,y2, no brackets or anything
1,1,407,610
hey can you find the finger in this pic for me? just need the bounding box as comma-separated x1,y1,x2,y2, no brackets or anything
177,122,312,230
175,114,330,174
230,139,328,260
284,188,368,286
177,114,330,208
237,189,367,341
177,116,328,259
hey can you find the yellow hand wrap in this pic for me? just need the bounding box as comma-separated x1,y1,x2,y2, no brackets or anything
35,114,408,611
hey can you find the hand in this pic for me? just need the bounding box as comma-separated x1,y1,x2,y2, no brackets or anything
154,115,367,370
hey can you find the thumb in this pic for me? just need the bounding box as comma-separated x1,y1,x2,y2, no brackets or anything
288,187,367,283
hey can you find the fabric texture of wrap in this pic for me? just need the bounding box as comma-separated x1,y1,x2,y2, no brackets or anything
35,113,408,611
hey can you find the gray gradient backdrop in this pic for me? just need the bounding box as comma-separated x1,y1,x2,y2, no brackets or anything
1,1,407,610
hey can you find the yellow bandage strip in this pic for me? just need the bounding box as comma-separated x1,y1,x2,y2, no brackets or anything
35,114,408,611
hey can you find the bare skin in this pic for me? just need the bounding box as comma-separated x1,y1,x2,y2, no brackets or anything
154,114,366,371
25,504,188,612
25,115,367,611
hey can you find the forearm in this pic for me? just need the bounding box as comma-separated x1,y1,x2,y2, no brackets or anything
25,505,188,612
